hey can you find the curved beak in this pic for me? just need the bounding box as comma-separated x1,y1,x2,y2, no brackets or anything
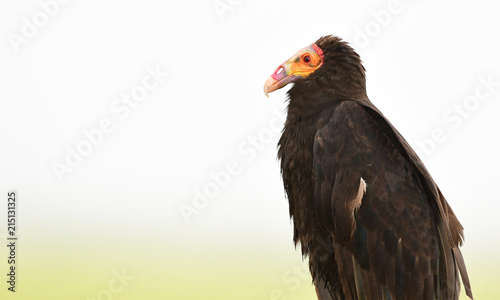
264,44,324,98
263,63,298,97
263,77,278,98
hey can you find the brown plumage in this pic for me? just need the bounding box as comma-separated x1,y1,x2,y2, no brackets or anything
265,35,473,299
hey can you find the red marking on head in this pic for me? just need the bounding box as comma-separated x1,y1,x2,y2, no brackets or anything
312,43,324,61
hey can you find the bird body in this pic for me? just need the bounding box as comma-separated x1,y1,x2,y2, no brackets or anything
264,36,473,300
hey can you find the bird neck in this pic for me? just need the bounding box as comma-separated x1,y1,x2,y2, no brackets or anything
286,80,367,120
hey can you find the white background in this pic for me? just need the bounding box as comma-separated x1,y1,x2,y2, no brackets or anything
0,0,499,298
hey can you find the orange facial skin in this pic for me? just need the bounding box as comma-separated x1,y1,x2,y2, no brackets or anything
264,43,324,96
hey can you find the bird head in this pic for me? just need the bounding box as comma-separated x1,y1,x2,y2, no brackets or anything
264,35,366,99
263,43,324,97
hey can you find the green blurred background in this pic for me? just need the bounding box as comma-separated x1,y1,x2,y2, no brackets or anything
1,0,499,299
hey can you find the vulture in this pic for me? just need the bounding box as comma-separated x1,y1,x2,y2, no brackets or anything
263,35,473,300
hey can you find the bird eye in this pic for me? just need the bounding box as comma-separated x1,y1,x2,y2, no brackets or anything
302,54,311,63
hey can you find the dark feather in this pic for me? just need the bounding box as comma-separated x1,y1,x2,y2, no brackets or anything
276,35,473,299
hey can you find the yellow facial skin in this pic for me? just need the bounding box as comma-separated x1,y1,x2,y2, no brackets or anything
283,45,323,78
264,44,324,96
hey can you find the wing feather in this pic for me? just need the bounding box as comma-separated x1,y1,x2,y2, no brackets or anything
312,100,471,299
